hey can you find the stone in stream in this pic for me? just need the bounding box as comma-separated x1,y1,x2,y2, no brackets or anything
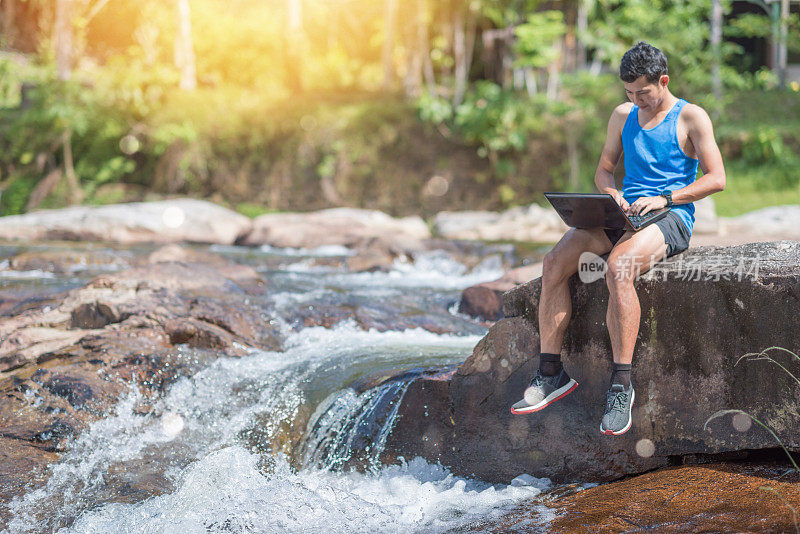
383,241,800,484
458,263,543,321
238,208,430,249
433,204,568,243
0,199,252,244
0,246,282,517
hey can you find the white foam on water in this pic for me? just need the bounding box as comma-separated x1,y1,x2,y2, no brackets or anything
63,447,551,534
285,320,483,353
0,268,56,279
332,252,504,290
4,324,487,533
259,244,355,257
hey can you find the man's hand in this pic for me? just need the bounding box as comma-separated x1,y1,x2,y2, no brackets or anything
628,195,668,216
610,190,630,211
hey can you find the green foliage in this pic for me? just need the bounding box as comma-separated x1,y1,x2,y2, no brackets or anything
453,81,545,155
727,13,800,54
477,0,541,27
514,11,566,68
0,0,797,218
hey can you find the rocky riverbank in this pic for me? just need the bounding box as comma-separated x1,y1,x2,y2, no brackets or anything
0,246,283,518
1,198,798,252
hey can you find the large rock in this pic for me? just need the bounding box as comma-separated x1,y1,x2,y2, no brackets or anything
0,199,252,244
239,208,430,249
691,196,719,235
721,205,800,240
483,462,800,532
458,263,543,321
384,241,800,483
434,204,568,243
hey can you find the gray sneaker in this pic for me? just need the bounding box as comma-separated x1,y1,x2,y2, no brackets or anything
511,369,578,415
600,384,635,435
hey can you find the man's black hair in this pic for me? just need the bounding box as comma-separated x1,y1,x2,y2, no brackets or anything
619,41,668,83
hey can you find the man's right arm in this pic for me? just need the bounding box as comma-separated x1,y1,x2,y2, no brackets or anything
594,104,631,210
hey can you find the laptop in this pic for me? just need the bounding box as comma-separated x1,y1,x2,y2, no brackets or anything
544,192,670,231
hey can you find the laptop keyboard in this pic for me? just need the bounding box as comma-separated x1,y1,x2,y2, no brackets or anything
627,214,654,224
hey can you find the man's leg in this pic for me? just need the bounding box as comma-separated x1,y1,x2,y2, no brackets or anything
539,228,615,354
511,228,613,415
600,224,667,435
605,225,667,365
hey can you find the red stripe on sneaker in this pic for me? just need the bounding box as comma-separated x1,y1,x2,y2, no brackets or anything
510,381,578,415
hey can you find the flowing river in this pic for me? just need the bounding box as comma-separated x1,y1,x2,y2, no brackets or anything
1,243,558,533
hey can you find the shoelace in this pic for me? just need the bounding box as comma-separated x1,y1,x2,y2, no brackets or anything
529,373,544,387
607,391,629,413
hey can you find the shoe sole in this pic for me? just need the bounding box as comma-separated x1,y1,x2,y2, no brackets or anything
510,379,578,415
600,389,635,436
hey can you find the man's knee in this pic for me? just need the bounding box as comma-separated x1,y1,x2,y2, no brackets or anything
606,254,637,291
542,248,576,284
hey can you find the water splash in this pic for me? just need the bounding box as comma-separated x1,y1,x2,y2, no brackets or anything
62,447,550,534
302,380,411,472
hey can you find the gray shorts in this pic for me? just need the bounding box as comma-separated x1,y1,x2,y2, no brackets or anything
604,211,691,257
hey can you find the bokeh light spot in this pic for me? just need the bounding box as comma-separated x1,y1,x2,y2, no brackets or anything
732,412,752,432
424,175,449,197
635,438,655,458
162,206,186,228
119,134,140,155
161,412,185,439
300,115,318,131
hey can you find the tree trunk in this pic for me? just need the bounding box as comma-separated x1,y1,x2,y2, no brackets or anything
778,0,789,87
175,0,197,90
284,0,303,93
2,0,18,48
546,39,562,101
381,0,398,90
403,0,425,97
576,0,588,70
452,5,466,105
55,0,73,81
422,14,436,97
26,169,62,212
524,66,537,96
710,0,722,104
567,126,580,191
63,131,83,205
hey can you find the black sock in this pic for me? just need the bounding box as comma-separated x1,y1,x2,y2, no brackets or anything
610,363,632,388
538,353,562,376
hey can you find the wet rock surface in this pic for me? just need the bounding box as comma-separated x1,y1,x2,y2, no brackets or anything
458,263,543,321
0,246,281,516
478,462,800,532
385,241,800,483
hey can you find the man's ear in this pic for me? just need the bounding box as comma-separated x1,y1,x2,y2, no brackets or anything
660,74,670,87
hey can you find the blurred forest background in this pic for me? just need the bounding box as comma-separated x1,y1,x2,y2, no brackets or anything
0,0,799,218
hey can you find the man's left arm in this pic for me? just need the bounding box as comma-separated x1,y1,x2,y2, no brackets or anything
670,105,726,205
630,105,726,215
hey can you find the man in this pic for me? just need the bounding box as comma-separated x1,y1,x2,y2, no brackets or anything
511,41,726,435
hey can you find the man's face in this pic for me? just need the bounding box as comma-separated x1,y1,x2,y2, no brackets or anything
623,75,668,111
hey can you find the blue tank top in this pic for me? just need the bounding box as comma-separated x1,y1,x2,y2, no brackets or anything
621,98,699,234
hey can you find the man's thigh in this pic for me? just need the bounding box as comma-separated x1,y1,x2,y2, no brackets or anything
607,225,668,280
547,228,615,276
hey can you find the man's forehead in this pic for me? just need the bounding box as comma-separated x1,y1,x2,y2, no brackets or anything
623,76,658,91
